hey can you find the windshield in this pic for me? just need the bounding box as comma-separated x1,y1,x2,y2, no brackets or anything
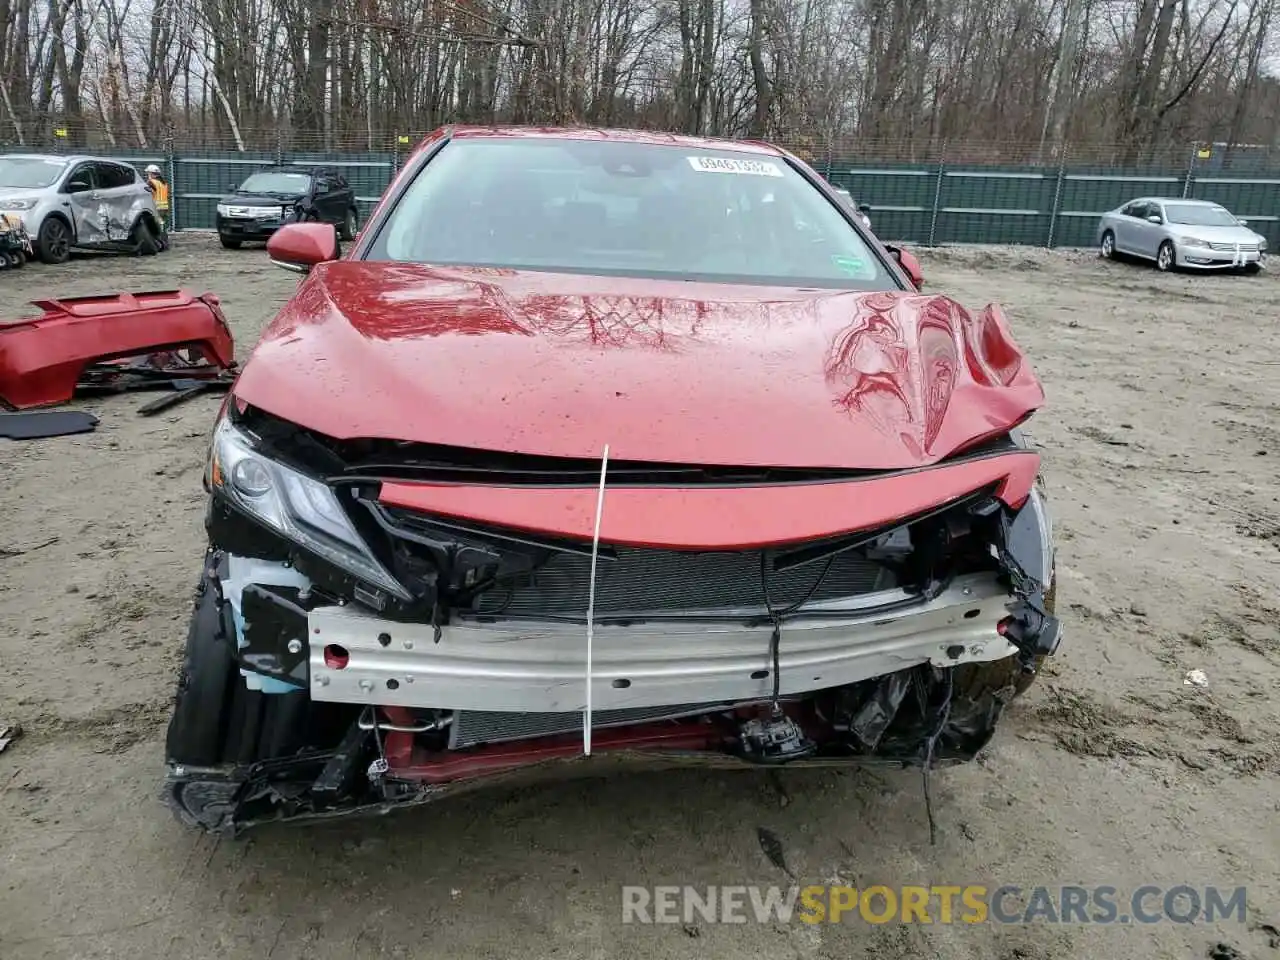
238,172,312,194
1163,204,1240,227
370,138,894,288
0,157,67,189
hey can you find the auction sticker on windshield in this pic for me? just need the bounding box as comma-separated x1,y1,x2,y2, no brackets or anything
687,156,784,177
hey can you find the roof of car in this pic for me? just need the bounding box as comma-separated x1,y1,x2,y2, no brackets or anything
253,165,342,177
444,125,787,157
1128,197,1224,206
2,153,142,164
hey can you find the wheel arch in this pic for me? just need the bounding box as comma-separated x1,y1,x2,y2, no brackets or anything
131,209,162,233
39,209,74,240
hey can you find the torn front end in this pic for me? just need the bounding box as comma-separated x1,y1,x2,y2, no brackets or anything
164,403,1060,834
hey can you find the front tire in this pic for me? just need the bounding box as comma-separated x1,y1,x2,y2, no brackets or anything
164,563,311,832
37,216,72,264
339,207,358,241
1099,230,1116,259
131,217,162,256
1156,240,1176,272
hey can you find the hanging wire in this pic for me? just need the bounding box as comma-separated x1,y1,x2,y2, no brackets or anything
921,669,955,846
758,553,836,710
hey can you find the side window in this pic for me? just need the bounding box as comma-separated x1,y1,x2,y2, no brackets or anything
95,163,132,189
63,163,95,192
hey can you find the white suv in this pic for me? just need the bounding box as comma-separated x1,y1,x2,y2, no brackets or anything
0,153,165,263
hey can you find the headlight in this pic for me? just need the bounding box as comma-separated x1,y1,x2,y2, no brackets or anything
216,204,231,216
208,416,411,600
0,198,37,211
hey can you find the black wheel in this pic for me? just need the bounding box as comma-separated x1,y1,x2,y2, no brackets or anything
37,216,71,264
164,561,314,832
1156,240,1176,272
163,776,245,833
131,218,162,256
165,568,240,768
219,235,243,250
339,207,358,241
1099,230,1116,260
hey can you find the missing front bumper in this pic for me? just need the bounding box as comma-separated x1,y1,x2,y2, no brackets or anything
305,574,1018,713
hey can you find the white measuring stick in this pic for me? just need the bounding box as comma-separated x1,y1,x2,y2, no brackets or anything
584,443,610,756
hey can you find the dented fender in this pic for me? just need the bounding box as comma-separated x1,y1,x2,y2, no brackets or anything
0,290,234,410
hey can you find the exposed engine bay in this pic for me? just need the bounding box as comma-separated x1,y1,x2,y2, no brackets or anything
164,399,1060,835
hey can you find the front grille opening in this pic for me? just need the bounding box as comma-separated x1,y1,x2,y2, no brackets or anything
472,544,897,618
369,484,1000,623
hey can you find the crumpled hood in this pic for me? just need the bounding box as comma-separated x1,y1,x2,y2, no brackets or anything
232,262,1045,471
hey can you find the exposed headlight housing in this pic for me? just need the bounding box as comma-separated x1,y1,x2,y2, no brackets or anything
0,198,37,211
208,415,411,600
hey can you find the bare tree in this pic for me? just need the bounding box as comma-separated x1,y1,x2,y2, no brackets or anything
0,0,1275,162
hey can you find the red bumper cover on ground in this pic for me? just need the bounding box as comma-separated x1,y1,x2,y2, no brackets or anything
0,290,234,410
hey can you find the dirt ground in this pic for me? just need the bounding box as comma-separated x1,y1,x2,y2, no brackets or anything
1,236,1278,960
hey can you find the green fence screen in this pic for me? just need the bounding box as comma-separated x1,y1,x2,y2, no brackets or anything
4,144,1278,249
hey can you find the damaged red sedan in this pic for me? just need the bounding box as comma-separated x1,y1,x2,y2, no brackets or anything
164,128,1061,833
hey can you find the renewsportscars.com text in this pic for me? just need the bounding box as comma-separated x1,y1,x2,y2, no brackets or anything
621,885,1247,925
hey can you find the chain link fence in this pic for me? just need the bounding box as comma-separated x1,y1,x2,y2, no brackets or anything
3,129,1277,248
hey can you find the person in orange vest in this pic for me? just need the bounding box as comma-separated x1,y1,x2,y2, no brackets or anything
144,164,170,230
143,163,171,251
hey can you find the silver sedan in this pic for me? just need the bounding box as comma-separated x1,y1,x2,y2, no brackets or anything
1096,197,1267,273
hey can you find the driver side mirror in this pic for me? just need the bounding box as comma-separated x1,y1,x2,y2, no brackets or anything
267,222,339,274
1147,214,1163,225
886,244,924,289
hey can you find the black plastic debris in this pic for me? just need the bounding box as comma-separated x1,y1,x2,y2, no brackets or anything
137,378,233,416
0,410,99,440
841,670,914,751
756,826,793,879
